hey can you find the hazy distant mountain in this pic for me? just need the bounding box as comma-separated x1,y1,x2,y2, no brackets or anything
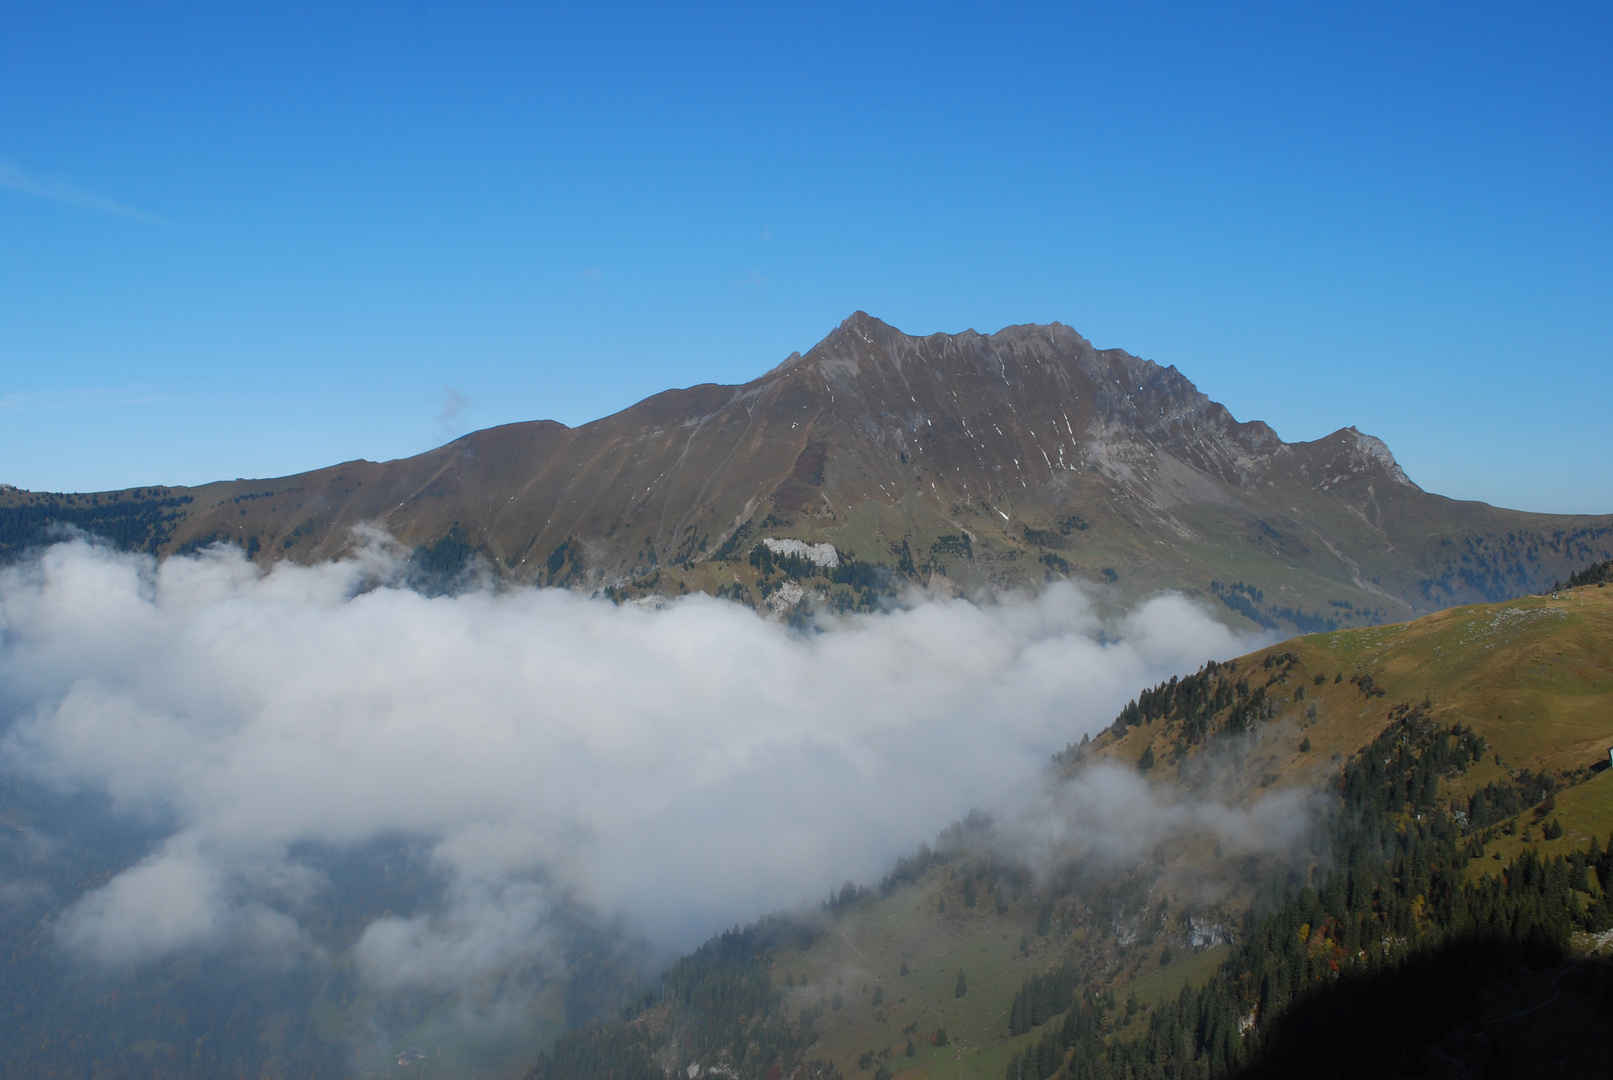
4,313,1610,630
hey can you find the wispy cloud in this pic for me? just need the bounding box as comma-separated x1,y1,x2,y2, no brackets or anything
0,163,172,224
437,387,469,434
0,388,183,413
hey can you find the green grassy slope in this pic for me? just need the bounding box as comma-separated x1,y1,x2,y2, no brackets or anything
580,579,1613,1080
1099,578,1613,812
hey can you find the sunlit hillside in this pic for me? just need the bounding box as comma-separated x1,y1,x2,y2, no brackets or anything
531,577,1613,1080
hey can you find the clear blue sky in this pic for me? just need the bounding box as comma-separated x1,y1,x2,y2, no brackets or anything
2,2,1608,513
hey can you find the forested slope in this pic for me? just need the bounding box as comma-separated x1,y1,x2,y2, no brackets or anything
525,579,1613,1080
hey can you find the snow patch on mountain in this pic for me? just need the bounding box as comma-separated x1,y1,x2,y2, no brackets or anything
761,538,839,567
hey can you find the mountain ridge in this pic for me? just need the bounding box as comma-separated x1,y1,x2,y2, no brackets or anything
2,313,1608,631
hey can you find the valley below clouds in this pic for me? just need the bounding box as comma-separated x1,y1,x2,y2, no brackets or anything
0,535,1286,1035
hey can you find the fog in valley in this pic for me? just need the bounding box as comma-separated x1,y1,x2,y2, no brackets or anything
0,534,1296,1055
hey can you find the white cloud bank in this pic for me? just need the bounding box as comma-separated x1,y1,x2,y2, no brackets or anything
0,537,1265,990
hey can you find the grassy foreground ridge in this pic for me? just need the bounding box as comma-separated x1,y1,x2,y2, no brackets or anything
528,577,1613,1080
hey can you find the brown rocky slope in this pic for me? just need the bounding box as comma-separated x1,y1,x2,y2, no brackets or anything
5,313,1609,630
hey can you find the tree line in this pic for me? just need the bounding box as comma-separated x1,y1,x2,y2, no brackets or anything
0,491,194,560
1004,703,1613,1079
527,919,845,1080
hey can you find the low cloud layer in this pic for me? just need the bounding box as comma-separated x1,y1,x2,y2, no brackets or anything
0,537,1266,991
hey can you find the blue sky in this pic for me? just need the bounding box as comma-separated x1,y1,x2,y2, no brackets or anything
1,2,1608,513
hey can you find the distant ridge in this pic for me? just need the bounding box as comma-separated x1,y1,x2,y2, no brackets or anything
3,313,1609,630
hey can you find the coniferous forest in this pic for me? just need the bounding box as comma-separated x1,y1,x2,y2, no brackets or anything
519,676,1613,1080
1,531,1607,1078
0,490,194,560
1004,705,1613,1079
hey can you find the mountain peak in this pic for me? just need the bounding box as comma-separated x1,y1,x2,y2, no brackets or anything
1346,427,1415,486
818,310,900,351
21,315,1604,621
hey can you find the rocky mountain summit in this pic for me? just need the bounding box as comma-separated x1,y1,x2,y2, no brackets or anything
3,313,1609,630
